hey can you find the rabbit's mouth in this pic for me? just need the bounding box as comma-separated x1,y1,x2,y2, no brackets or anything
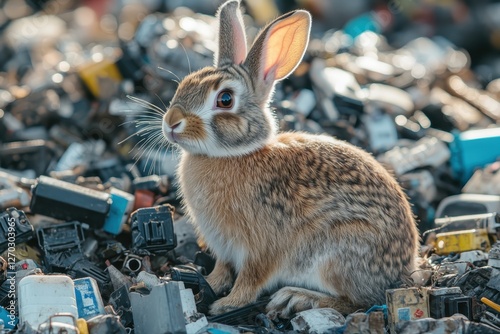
164,130,194,150
165,130,179,143
162,119,180,143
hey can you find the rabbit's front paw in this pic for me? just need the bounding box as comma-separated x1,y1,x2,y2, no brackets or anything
207,276,233,297
206,262,234,296
266,287,321,319
209,297,240,315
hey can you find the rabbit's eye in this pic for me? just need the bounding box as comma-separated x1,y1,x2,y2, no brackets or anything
216,90,233,108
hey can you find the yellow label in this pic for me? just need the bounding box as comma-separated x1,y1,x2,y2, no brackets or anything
78,59,122,99
435,229,490,255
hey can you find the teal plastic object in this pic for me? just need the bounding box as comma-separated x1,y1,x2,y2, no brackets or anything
103,188,134,235
343,13,381,39
0,306,18,329
450,127,500,185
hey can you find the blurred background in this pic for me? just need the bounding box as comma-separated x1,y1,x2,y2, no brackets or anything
1,0,500,84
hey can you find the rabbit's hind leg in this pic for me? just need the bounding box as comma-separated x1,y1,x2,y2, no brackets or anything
266,287,361,319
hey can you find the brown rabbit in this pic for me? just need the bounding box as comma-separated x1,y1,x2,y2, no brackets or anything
161,0,420,317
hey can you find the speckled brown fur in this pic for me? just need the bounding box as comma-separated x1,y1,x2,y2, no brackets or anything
178,132,419,315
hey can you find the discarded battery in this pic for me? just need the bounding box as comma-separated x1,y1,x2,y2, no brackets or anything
130,204,177,254
30,176,111,229
427,287,472,320
74,277,105,320
386,287,429,334
0,208,33,253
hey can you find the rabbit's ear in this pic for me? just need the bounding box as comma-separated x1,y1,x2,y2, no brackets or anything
215,0,247,67
245,11,310,86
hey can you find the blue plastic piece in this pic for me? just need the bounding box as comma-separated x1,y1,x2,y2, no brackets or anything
343,13,381,39
74,277,105,320
103,188,134,235
0,306,18,329
208,329,234,334
365,304,388,319
449,127,500,185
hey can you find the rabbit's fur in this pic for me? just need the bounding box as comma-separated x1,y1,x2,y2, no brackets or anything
162,0,420,317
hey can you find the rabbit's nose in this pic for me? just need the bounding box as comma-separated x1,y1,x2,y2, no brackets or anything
164,106,184,130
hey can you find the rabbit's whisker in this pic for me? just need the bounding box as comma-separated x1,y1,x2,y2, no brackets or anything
133,132,161,163
126,139,149,171
127,95,165,115
127,118,163,128
118,127,157,145
120,109,165,118
154,92,168,111
151,136,171,175
131,139,152,160
128,137,151,156
147,136,166,175
178,42,192,74
117,96,165,168
119,117,162,127
157,66,182,84
131,139,156,157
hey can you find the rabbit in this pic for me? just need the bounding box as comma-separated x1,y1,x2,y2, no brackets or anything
161,0,420,317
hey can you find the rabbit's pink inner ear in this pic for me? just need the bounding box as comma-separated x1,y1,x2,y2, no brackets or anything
262,11,311,81
215,0,247,67
230,17,248,65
